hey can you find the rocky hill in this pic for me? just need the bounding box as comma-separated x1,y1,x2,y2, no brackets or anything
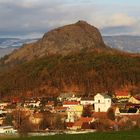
3,21,108,64
0,21,140,98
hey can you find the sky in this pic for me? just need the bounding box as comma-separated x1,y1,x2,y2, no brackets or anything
0,0,140,38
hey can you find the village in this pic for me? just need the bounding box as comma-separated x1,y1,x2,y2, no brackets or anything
0,88,140,136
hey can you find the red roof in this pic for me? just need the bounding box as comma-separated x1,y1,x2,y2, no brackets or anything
73,120,83,127
63,101,79,105
73,117,94,127
12,97,20,103
46,101,54,106
93,112,108,119
115,89,129,97
80,117,94,122
55,106,67,110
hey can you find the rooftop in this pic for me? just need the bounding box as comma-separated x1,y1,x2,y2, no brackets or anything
63,101,79,105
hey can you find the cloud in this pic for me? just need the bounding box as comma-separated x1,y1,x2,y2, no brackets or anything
106,13,136,27
0,0,139,37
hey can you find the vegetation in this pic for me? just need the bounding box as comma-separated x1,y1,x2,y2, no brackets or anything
4,129,140,140
0,51,140,98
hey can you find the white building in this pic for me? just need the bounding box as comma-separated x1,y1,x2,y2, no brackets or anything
80,98,94,106
67,94,81,102
94,93,111,112
0,126,17,134
24,100,40,108
66,105,83,122
0,102,9,110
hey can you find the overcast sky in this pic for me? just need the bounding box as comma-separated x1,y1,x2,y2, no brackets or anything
0,0,140,38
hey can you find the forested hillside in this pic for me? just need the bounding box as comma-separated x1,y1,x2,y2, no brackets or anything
0,50,139,98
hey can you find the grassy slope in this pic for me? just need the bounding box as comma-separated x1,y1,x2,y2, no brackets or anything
5,130,140,140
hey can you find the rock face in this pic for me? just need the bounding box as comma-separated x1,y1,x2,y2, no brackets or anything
4,21,107,63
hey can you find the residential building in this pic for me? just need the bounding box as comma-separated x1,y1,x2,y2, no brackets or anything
66,105,83,122
128,96,140,104
63,101,79,108
94,93,111,112
71,117,95,130
114,89,130,99
80,98,94,106
24,99,40,108
115,107,139,116
0,126,17,134
0,102,9,110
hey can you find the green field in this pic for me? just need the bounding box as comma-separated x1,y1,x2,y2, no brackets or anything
3,130,140,140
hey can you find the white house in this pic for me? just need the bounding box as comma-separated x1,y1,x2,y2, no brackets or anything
94,93,111,112
80,98,94,106
0,102,9,110
24,100,40,108
67,94,81,102
0,126,17,134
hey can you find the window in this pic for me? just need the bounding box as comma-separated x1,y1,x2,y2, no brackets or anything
98,100,100,103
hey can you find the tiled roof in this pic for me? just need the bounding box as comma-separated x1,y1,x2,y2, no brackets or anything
115,90,129,96
80,117,94,122
46,101,54,106
73,117,94,127
63,101,79,105
55,106,67,110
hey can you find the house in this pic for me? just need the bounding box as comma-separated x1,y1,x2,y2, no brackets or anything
46,101,55,108
12,97,20,104
71,117,95,130
80,98,94,106
29,113,43,125
55,106,67,113
66,105,83,122
57,92,75,101
0,126,17,134
94,93,111,112
66,122,74,129
24,99,40,108
63,101,79,108
0,113,5,126
114,89,130,100
115,107,139,116
128,96,140,104
0,102,9,110
67,94,81,102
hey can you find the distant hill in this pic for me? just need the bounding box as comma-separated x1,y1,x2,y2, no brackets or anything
0,38,38,57
0,21,139,98
103,35,140,53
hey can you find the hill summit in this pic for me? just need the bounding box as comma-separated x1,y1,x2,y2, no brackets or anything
4,20,107,63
